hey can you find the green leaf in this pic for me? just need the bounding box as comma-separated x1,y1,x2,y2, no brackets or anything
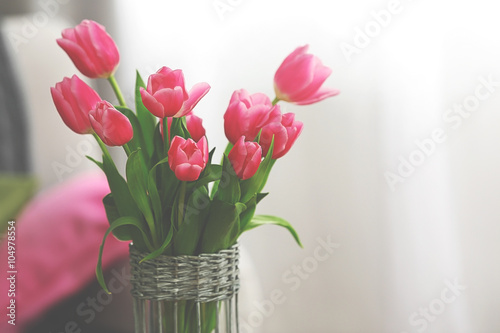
102,194,149,249
215,155,240,204
256,192,269,204
139,223,174,262
126,149,156,239
193,164,222,192
101,150,142,221
243,214,303,248
86,155,103,170
135,71,156,158
239,194,257,233
174,186,211,255
170,116,189,140
199,200,245,253
147,164,163,236
96,216,152,293
116,106,143,155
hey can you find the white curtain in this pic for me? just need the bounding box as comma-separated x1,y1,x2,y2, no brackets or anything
7,0,500,331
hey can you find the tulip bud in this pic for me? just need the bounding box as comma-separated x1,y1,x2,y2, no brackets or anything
89,101,133,146
51,75,102,134
140,67,210,118
168,136,209,181
223,89,281,144
228,137,262,180
260,113,303,159
274,45,340,105
57,20,120,79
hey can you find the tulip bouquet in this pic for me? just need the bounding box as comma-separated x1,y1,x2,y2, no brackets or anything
51,19,339,332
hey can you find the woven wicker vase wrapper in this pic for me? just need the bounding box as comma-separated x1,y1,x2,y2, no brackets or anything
129,243,240,333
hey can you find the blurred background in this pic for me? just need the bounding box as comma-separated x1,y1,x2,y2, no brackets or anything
1,0,500,332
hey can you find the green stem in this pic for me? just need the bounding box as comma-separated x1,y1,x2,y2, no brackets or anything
177,181,187,229
272,96,280,106
163,117,170,158
93,133,113,163
108,74,127,107
123,143,132,157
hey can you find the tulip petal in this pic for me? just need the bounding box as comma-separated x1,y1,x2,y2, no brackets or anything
57,38,97,78
153,87,185,117
176,82,211,117
294,88,341,106
140,88,166,118
174,164,203,182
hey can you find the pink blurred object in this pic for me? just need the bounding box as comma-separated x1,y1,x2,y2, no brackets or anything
274,45,340,105
0,173,130,332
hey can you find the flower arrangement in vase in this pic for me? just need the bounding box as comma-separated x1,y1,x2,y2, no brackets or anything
50,19,339,333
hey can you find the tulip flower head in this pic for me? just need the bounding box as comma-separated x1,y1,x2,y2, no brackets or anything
50,75,102,134
228,137,262,180
140,67,210,119
168,136,209,182
223,89,281,144
274,45,340,105
260,113,304,159
89,101,133,146
57,20,120,79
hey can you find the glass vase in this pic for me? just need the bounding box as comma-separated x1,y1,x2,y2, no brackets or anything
129,244,240,333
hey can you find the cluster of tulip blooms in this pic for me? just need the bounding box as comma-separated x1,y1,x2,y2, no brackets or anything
50,20,339,292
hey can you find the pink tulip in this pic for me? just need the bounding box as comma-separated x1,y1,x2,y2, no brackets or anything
168,136,209,181
184,113,206,142
140,67,210,118
274,45,340,105
260,113,303,159
223,89,281,144
57,20,119,79
89,101,133,146
228,137,262,180
51,75,102,134
160,112,206,142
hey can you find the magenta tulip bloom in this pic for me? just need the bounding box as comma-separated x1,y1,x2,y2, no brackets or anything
223,89,281,144
51,75,102,134
57,20,119,79
228,137,262,180
140,67,210,118
260,113,304,159
89,101,133,146
274,45,340,105
168,136,209,181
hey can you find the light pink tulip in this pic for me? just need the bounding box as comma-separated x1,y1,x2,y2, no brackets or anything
228,136,262,180
274,45,339,105
260,113,303,159
168,136,209,181
57,20,119,79
89,101,133,146
223,89,281,144
140,67,210,118
51,75,102,134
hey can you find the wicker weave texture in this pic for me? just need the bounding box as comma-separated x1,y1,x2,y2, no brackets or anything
129,244,240,302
